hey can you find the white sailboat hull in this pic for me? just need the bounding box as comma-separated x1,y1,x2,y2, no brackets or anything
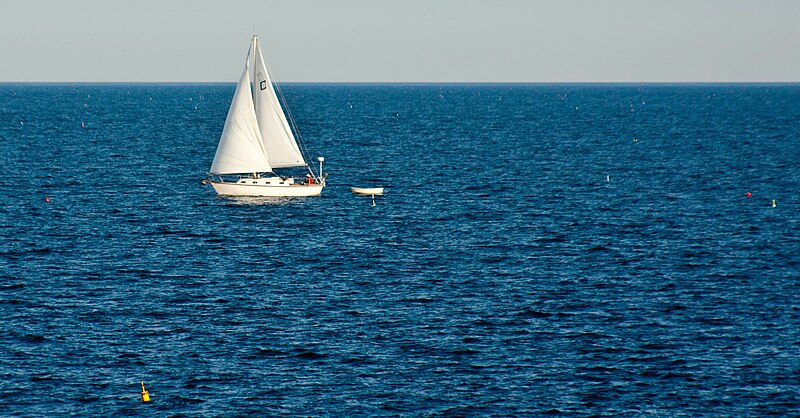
209,179,323,197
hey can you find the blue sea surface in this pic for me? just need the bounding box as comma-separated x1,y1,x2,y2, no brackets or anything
1,83,799,416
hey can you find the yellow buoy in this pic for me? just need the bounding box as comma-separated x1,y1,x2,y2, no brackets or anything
141,381,151,403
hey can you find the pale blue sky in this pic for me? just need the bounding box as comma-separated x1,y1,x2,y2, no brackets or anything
1,0,798,82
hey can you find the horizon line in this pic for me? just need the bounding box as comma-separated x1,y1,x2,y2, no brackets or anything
2,80,800,85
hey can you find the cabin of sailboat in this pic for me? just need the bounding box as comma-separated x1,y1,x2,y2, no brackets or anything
205,35,325,197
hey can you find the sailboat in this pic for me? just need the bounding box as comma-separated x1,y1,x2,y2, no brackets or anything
205,35,325,197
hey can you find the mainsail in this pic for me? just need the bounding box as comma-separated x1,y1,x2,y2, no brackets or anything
252,36,306,168
210,53,272,175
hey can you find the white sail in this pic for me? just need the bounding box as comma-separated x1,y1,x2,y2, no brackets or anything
252,36,306,168
210,56,272,175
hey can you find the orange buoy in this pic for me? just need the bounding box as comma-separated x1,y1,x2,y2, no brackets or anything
141,381,150,403
746,191,751,198
45,197,50,203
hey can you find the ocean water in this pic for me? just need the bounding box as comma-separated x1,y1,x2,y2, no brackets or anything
1,83,799,416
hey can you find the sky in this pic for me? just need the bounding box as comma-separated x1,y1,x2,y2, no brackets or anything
0,0,798,82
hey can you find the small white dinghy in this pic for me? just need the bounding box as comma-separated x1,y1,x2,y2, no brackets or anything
351,187,384,206
350,187,384,195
